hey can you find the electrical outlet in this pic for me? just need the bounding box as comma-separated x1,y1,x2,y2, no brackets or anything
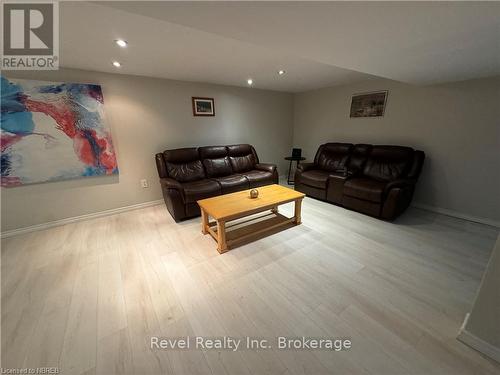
140,179,149,188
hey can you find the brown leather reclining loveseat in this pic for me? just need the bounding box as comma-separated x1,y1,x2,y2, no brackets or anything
155,144,278,221
295,143,424,220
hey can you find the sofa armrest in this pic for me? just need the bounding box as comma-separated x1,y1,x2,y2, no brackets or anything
332,167,348,177
255,163,277,174
159,178,187,221
155,153,168,178
297,162,316,172
381,186,415,220
160,177,183,190
384,178,417,194
345,169,363,178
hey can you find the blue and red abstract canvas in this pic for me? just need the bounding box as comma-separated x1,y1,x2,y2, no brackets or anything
1,76,118,187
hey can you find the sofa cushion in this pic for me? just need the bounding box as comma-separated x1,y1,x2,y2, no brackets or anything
229,154,256,173
347,144,372,174
342,195,381,217
241,170,274,188
300,169,330,189
316,143,352,172
199,146,233,177
295,183,326,200
202,157,233,177
212,174,249,194
164,147,205,182
363,146,414,181
227,144,257,172
343,177,387,202
182,179,221,203
166,160,204,182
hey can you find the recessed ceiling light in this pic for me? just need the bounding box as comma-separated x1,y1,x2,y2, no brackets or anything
247,79,253,86
112,61,121,68
278,70,286,75
115,39,128,48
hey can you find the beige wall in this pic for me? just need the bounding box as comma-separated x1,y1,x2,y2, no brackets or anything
1,69,293,232
3,70,499,232
460,234,500,359
293,77,500,224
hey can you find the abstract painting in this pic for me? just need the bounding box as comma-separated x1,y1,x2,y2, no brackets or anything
350,91,388,118
1,76,118,187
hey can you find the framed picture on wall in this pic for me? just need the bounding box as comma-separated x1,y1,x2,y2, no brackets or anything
350,90,388,118
192,97,215,116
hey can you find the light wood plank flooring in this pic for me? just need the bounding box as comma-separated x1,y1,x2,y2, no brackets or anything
2,198,499,374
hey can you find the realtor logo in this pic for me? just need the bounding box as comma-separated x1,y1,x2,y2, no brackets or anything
1,1,59,69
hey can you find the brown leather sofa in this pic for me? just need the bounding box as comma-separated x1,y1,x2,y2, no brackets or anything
155,144,278,221
295,143,424,220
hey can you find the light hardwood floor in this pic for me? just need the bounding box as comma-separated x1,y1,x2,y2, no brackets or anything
2,197,499,375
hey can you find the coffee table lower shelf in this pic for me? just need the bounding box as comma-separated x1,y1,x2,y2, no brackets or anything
201,204,302,253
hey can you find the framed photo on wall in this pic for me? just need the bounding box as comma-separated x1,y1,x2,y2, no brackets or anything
192,97,215,116
350,90,388,118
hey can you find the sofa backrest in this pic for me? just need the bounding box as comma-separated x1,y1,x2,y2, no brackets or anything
347,144,372,174
307,142,425,182
314,143,353,172
227,144,258,173
155,143,262,181
162,147,205,182
199,146,233,178
407,150,425,179
363,146,415,181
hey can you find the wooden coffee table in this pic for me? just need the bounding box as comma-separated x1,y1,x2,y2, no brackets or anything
197,184,305,253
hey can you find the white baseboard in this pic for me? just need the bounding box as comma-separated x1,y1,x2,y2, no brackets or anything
412,202,500,228
1,199,164,239
3,198,497,238
457,328,500,364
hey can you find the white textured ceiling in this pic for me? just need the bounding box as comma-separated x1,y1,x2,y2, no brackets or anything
60,1,500,92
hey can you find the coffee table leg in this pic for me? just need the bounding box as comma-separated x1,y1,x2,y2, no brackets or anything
201,209,208,234
217,220,227,253
294,198,303,225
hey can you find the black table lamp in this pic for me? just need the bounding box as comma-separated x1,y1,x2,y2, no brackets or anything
292,148,302,158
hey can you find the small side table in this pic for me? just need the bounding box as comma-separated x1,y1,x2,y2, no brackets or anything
285,156,306,185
